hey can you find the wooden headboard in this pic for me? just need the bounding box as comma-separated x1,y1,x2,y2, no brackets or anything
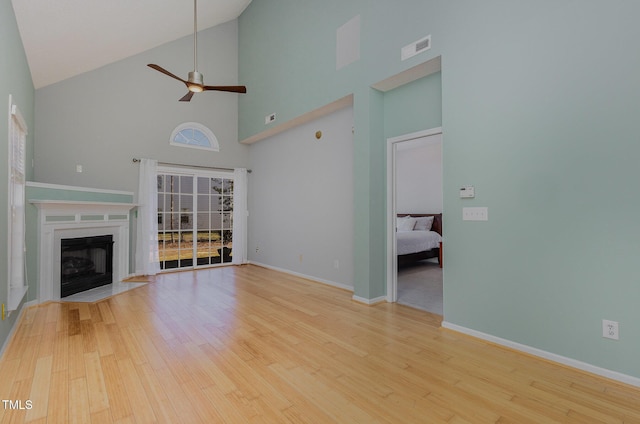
397,213,442,236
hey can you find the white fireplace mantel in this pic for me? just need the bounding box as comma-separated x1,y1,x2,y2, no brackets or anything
30,199,137,212
30,199,137,302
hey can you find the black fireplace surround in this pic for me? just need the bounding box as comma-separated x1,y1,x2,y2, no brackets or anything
61,235,114,297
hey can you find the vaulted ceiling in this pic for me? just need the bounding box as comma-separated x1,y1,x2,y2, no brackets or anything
11,0,252,89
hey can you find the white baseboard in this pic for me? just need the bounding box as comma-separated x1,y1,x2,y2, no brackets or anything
248,261,354,292
24,299,38,308
352,295,387,305
442,321,640,388
247,262,393,305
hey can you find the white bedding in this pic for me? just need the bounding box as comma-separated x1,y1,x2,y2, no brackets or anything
396,230,441,255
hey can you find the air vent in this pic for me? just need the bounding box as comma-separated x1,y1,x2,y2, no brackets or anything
401,35,431,61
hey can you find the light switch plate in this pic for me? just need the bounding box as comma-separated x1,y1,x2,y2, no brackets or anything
463,207,488,221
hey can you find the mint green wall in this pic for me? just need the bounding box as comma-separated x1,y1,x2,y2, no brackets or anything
240,0,446,302
239,1,445,141
239,1,640,379
25,186,133,204
384,72,442,139
441,1,640,378
0,0,35,350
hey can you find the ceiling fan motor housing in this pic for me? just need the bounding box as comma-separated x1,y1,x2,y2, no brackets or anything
188,71,204,91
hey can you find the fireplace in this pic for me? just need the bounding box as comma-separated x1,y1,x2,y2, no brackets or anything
61,235,114,297
30,193,136,303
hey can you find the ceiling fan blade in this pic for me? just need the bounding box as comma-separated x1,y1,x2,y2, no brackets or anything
202,85,247,94
179,91,195,102
148,64,188,84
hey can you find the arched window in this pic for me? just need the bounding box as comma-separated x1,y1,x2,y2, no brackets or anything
170,122,219,151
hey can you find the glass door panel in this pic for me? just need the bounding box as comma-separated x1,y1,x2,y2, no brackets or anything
198,176,233,265
157,172,234,270
157,174,190,270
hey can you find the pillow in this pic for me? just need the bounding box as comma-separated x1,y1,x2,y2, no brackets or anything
413,216,434,231
397,216,417,231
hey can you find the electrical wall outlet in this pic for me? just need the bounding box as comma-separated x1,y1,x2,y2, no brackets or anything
602,319,619,340
265,113,276,125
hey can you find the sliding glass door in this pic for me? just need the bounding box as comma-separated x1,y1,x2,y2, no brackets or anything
157,169,234,270
195,176,233,266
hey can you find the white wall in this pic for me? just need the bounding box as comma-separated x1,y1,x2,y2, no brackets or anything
396,134,442,214
248,106,354,289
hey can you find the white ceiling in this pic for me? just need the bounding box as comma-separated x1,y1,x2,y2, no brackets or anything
11,0,252,89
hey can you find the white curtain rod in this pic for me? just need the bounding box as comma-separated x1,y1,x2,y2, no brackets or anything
132,158,251,173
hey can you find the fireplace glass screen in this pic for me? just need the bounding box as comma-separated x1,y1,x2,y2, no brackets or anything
61,235,114,297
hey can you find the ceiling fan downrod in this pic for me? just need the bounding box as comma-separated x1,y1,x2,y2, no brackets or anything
187,0,203,91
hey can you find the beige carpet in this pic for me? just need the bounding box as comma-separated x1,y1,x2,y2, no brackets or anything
397,258,443,315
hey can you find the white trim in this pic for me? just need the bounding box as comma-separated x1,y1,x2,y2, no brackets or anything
442,321,640,388
26,181,134,196
29,200,137,209
8,286,28,312
240,94,353,145
10,103,28,134
157,164,232,178
248,261,354,292
372,57,441,92
386,127,443,146
386,127,443,303
352,295,387,305
7,94,28,311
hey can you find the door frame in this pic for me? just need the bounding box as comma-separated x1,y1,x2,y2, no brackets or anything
386,127,443,302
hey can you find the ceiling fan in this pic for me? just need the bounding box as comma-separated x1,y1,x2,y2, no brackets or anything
147,0,247,102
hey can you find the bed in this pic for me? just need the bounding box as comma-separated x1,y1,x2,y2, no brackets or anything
396,213,442,267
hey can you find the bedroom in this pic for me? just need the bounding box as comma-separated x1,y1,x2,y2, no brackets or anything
2,0,640,408
394,131,443,314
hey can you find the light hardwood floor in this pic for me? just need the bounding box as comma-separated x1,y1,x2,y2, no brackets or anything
1,265,639,423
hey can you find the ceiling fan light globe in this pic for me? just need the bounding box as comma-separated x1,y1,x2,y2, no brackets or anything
188,84,203,93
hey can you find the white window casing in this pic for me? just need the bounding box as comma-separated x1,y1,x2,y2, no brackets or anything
7,94,28,312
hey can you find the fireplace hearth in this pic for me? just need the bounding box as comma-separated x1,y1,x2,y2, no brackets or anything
61,235,114,297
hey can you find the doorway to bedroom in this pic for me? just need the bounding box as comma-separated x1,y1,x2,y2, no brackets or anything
387,128,443,315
